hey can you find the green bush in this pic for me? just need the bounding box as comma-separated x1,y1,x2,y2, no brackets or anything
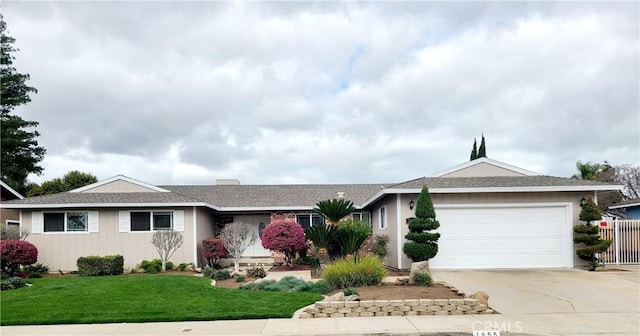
0,276,26,290
246,266,267,278
165,261,174,271
322,255,387,289
413,271,432,286
177,263,189,271
203,266,231,280
235,275,246,282
77,255,124,276
297,256,320,267
372,235,389,259
337,219,372,258
23,263,49,278
343,287,358,296
139,259,162,274
239,276,332,294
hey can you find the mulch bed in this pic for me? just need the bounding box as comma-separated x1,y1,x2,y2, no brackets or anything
348,283,462,300
268,264,314,272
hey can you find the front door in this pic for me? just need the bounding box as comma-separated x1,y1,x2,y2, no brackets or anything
235,215,272,257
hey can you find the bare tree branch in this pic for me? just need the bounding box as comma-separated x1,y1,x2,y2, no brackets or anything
220,222,256,272
151,230,184,271
614,164,640,200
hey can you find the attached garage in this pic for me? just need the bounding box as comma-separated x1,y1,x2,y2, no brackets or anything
429,203,573,269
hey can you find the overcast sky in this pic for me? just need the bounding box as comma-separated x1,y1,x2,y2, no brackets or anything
3,1,639,185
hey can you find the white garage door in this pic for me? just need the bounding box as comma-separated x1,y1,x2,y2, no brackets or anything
429,204,572,269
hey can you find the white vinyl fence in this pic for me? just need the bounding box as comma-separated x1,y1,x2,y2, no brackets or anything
599,220,640,265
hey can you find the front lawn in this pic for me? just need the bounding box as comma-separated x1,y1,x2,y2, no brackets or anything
0,275,322,326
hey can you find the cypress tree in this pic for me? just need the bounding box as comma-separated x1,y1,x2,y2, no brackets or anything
478,134,486,158
470,138,478,161
403,186,440,262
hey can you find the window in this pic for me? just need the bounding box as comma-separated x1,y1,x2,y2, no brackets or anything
44,212,88,232
379,206,387,229
130,211,173,231
296,214,324,229
6,220,20,227
351,212,371,225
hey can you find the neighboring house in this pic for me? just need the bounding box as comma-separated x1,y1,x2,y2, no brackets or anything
1,180,24,228
1,158,622,271
609,198,640,219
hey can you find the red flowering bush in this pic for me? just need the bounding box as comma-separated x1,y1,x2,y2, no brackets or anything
202,238,228,267
261,221,306,268
1,240,38,276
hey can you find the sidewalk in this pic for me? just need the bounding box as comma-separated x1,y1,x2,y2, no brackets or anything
2,313,637,336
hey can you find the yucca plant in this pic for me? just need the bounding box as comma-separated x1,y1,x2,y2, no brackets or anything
314,198,355,225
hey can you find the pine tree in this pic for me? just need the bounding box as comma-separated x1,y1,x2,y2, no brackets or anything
477,134,486,158
0,15,45,194
470,138,478,161
403,186,440,262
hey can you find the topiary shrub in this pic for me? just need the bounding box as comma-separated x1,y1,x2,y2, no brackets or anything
574,197,611,271
322,255,387,289
261,221,306,268
413,271,432,286
202,238,228,267
403,186,440,262
77,255,124,276
1,240,38,276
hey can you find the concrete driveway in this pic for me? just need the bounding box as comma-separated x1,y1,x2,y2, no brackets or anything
432,266,640,335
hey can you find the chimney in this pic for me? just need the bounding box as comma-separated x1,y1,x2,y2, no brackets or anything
337,192,345,198
216,179,240,185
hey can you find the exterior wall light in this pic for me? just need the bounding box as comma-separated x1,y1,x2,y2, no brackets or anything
409,200,415,210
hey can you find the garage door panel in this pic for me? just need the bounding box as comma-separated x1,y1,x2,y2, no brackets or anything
429,205,570,269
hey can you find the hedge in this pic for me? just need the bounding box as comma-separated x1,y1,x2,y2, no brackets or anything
77,255,124,276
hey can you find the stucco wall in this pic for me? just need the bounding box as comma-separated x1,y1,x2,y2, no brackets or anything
1,208,20,225
23,207,196,271
195,207,215,267
371,195,399,268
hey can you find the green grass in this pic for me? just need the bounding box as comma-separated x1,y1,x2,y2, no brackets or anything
0,275,322,326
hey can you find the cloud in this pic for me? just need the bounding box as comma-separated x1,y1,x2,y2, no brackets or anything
2,2,637,185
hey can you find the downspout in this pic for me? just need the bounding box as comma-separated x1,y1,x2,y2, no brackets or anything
396,194,402,270
192,206,198,267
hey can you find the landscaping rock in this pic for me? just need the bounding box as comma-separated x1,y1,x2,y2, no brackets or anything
344,295,360,301
474,291,489,307
408,261,430,285
395,277,409,286
323,292,344,302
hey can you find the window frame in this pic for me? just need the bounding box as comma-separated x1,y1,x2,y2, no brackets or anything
6,219,20,227
43,211,89,233
378,206,387,230
351,212,371,226
129,210,174,232
295,213,325,229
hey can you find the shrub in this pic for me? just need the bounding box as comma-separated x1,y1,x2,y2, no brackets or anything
77,255,124,276
297,255,320,267
413,271,432,286
343,287,358,296
0,276,26,290
239,276,331,294
139,259,162,274
202,238,228,267
151,230,183,272
165,261,174,271
246,266,267,278
76,255,124,276
203,266,231,280
322,255,387,289
235,275,246,282
314,198,355,224
23,262,49,278
177,263,189,271
403,186,440,262
304,225,337,254
0,223,29,240
371,235,390,259
1,240,38,276
261,221,306,268
336,219,371,258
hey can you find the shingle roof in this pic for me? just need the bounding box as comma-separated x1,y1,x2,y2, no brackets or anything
1,192,201,205
609,197,640,209
389,175,618,189
163,184,388,208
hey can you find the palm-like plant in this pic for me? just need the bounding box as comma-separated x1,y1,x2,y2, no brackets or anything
314,198,355,225
337,219,372,260
304,225,337,265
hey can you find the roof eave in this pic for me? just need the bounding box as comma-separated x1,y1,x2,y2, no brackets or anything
609,202,640,210
0,202,215,209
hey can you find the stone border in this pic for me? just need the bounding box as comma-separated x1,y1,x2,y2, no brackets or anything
299,298,493,318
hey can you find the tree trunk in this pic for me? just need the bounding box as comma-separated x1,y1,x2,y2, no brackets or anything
161,260,167,272
234,260,240,272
